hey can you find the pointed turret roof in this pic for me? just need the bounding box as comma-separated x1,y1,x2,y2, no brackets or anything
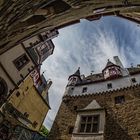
105,60,115,67
103,59,120,71
73,67,80,76
68,67,81,79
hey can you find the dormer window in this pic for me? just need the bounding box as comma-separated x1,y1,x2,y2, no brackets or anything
82,87,87,93
72,100,105,139
79,115,99,133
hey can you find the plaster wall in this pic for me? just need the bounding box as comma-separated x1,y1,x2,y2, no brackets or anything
0,44,34,84
71,74,140,96
8,76,49,131
23,36,40,48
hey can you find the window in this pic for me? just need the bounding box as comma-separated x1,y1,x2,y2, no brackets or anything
71,87,74,90
131,78,136,83
74,106,77,111
82,87,87,93
72,77,77,81
115,96,125,104
107,83,112,89
16,92,20,97
25,86,29,91
20,74,24,79
68,126,74,134
24,112,29,118
79,115,99,133
32,121,38,128
13,54,29,70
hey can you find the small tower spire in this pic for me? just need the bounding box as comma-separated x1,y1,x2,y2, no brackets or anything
71,67,80,78
67,67,81,86
65,67,82,96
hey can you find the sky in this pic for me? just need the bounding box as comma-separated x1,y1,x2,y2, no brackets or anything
41,16,140,130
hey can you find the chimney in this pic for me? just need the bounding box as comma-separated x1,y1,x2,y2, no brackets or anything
113,56,124,68
81,74,85,80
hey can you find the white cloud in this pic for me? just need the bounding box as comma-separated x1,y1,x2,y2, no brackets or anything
41,16,140,130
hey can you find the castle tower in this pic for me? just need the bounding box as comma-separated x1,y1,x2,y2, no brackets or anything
102,59,122,80
67,67,81,86
50,56,140,140
65,67,82,95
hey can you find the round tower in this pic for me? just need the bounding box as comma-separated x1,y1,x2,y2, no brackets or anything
67,67,81,86
65,67,82,95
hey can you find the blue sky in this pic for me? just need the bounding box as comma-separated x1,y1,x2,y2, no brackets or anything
41,16,140,130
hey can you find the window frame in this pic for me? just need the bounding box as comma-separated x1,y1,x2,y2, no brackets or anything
23,112,29,118
13,54,30,71
16,92,20,97
79,115,100,134
68,126,74,134
32,121,38,128
115,95,125,104
131,78,136,83
107,83,112,89
82,87,87,93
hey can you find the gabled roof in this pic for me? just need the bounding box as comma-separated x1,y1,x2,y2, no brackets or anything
105,60,115,67
102,60,120,71
74,68,80,76
77,100,104,112
127,67,140,75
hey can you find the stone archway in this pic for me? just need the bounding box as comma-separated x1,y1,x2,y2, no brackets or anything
0,1,140,54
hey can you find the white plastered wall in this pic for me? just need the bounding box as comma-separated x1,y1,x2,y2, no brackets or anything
71,74,140,96
0,44,34,84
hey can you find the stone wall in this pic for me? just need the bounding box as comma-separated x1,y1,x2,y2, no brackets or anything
0,120,47,140
49,85,140,140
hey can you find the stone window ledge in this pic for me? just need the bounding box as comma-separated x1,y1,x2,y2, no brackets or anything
72,132,104,136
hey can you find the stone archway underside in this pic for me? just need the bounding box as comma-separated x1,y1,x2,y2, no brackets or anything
0,0,140,53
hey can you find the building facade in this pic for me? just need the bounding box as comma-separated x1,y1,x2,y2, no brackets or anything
0,29,58,139
49,56,140,140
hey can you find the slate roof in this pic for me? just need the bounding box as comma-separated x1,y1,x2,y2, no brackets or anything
102,60,120,71
127,67,140,75
76,67,140,86
69,67,81,79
